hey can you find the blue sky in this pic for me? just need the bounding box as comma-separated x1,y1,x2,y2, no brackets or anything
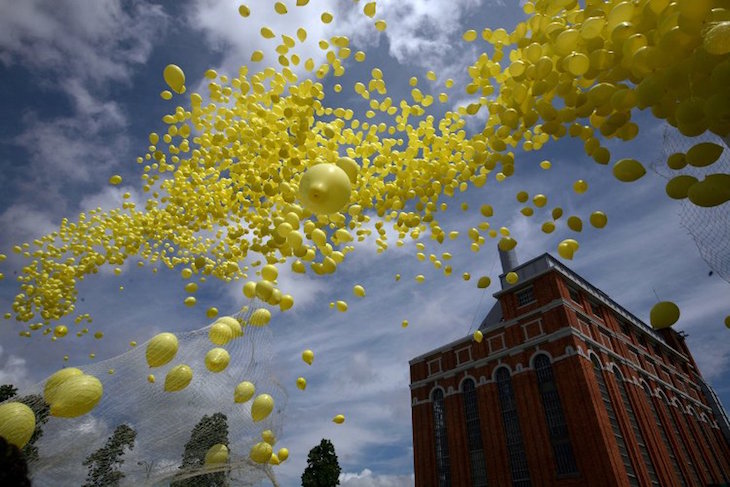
0,1,729,486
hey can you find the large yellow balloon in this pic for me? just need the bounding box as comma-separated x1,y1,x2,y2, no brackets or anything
0,402,36,448
209,322,233,346
505,272,519,284
296,377,307,390
215,316,243,338
205,444,229,465
333,414,345,424
612,159,646,182
650,301,680,329
50,374,103,418
251,394,274,422
205,348,230,373
336,157,359,184
44,367,83,404
298,163,352,214
163,64,185,94
473,330,483,343
278,448,289,461
250,441,273,464
302,349,314,365
589,211,608,229
249,308,271,326
234,381,255,403
164,364,193,392
146,332,179,368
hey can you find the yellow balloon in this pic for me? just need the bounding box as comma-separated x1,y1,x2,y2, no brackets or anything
270,453,280,465
477,276,491,288
147,374,155,383
280,294,294,311
146,332,179,368
687,174,730,207
262,429,277,445
336,157,359,184
0,402,36,448
498,237,517,251
234,381,255,403
505,272,519,284
725,316,730,328
336,300,348,312
44,367,83,404
54,325,68,337
249,308,271,326
205,348,230,373
261,264,278,281
613,159,646,182
686,142,723,167
250,441,273,464
650,301,680,329
589,211,608,229
473,330,483,343
164,364,193,392
665,175,698,199
296,377,307,390
209,322,233,345
215,316,243,338
302,349,314,365
205,444,229,465
567,216,583,232
558,240,576,260
278,447,289,461
255,280,275,301
50,374,103,418
573,180,588,194
163,64,185,94
298,164,352,214
251,394,274,422
353,284,366,297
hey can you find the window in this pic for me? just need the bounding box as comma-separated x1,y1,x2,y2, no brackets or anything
428,358,442,376
641,384,686,485
620,322,631,337
664,396,702,485
516,286,536,307
614,369,659,486
638,335,647,349
590,301,602,317
463,379,488,487
591,355,639,486
534,355,578,476
432,389,451,486
496,368,531,487
567,286,581,303
456,347,472,366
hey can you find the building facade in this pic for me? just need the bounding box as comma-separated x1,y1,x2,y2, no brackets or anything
409,251,730,486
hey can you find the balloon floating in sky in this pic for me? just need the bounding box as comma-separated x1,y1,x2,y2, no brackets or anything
163,64,185,94
302,349,314,365
49,373,103,418
204,444,229,465
298,163,352,214
251,394,274,422
296,377,307,390
650,301,681,330
234,381,255,403
333,414,345,424
250,441,273,464
473,330,483,343
146,333,179,368
205,348,231,373
164,364,193,392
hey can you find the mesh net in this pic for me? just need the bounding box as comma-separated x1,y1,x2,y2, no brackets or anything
652,128,730,284
1,299,286,486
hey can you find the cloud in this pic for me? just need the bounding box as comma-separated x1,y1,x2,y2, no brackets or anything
340,468,414,487
0,345,32,389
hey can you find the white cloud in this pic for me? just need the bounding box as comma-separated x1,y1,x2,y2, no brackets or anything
0,345,31,389
340,468,414,487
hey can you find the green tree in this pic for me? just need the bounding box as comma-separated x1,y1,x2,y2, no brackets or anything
301,439,341,487
81,424,137,487
171,412,229,487
0,384,50,465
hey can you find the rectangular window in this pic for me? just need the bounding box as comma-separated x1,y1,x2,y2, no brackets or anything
456,347,472,366
639,335,647,349
590,301,602,318
567,286,581,303
516,286,536,307
620,322,631,336
428,358,442,376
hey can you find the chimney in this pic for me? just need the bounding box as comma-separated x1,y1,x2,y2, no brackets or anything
499,248,519,274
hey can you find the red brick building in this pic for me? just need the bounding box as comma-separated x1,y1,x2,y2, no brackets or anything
409,250,730,486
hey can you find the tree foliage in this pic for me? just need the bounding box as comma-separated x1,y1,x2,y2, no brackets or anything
301,439,341,487
171,412,229,487
0,384,50,465
81,424,137,487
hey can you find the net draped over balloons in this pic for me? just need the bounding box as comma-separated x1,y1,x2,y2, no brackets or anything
1,0,730,484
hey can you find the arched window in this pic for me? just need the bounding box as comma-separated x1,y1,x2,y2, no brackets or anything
432,388,451,486
662,394,701,486
590,355,639,486
496,367,531,487
613,368,659,485
534,355,578,476
640,383,685,485
696,413,729,483
462,378,488,486
686,406,715,483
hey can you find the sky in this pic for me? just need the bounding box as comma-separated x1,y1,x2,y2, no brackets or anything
0,0,729,486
